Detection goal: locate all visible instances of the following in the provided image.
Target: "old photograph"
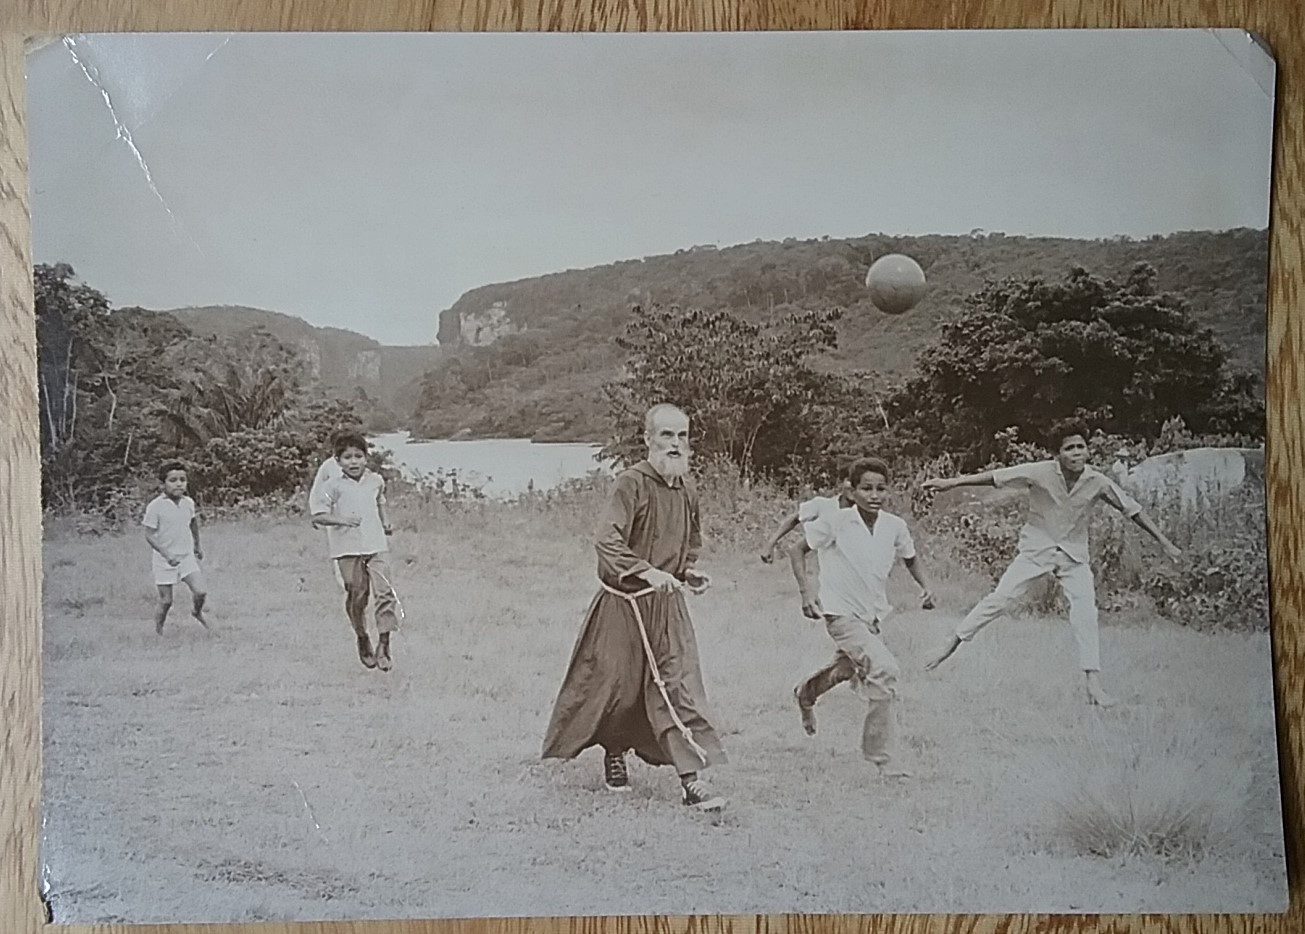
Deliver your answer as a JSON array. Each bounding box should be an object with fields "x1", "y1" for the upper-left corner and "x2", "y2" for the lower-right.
[{"x1": 28, "y1": 29, "x2": 1284, "y2": 923}]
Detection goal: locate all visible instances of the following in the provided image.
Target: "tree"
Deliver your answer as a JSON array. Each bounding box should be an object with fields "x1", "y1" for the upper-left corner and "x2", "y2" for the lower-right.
[
  {"x1": 887, "y1": 264, "x2": 1264, "y2": 468},
  {"x1": 36, "y1": 265, "x2": 201, "y2": 507},
  {"x1": 157, "y1": 326, "x2": 308, "y2": 448},
  {"x1": 35, "y1": 263, "x2": 359, "y2": 513},
  {"x1": 600, "y1": 303, "x2": 847, "y2": 479}
]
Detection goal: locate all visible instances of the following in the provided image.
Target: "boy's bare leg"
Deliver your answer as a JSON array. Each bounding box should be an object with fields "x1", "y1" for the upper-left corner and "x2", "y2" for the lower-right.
[
  {"x1": 339, "y1": 558, "x2": 376, "y2": 668},
  {"x1": 924, "y1": 633, "x2": 962, "y2": 671},
  {"x1": 1084, "y1": 671, "x2": 1117, "y2": 708},
  {"x1": 154, "y1": 585, "x2": 173, "y2": 634},
  {"x1": 184, "y1": 571, "x2": 210, "y2": 628}
]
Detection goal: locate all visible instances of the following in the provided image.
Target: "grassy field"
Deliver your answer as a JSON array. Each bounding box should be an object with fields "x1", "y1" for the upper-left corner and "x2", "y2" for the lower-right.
[{"x1": 40, "y1": 493, "x2": 1287, "y2": 923}]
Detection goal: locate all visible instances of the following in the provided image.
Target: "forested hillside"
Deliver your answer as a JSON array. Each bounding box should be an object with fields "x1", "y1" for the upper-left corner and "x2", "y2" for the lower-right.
[{"x1": 420, "y1": 228, "x2": 1267, "y2": 442}]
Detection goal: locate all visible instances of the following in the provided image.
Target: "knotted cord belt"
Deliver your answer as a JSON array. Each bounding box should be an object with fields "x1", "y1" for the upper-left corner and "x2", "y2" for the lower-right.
[{"x1": 600, "y1": 580, "x2": 709, "y2": 766}]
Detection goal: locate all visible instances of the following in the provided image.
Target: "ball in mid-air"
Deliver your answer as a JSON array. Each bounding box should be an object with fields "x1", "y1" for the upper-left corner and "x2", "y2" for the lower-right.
[{"x1": 864, "y1": 253, "x2": 927, "y2": 315}]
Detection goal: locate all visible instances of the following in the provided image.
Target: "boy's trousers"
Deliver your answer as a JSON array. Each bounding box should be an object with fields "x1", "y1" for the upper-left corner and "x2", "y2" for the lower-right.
[
  {"x1": 336, "y1": 553, "x2": 400, "y2": 636},
  {"x1": 955, "y1": 548, "x2": 1101, "y2": 671},
  {"x1": 797, "y1": 615, "x2": 901, "y2": 764}
]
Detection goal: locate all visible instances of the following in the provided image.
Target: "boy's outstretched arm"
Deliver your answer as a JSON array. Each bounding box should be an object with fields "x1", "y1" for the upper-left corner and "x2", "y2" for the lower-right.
[
  {"x1": 921, "y1": 471, "x2": 998, "y2": 493},
  {"x1": 190, "y1": 515, "x2": 203, "y2": 561},
  {"x1": 903, "y1": 556, "x2": 936, "y2": 609},
  {"x1": 1130, "y1": 511, "x2": 1182, "y2": 561},
  {"x1": 786, "y1": 539, "x2": 823, "y2": 619},
  {"x1": 761, "y1": 511, "x2": 801, "y2": 563}
]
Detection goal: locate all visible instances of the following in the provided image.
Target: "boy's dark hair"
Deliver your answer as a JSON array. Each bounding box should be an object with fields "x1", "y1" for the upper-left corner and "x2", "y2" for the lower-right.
[
  {"x1": 158, "y1": 460, "x2": 188, "y2": 481},
  {"x1": 1048, "y1": 418, "x2": 1091, "y2": 450},
  {"x1": 333, "y1": 431, "x2": 370, "y2": 457},
  {"x1": 847, "y1": 457, "x2": 892, "y2": 487}
]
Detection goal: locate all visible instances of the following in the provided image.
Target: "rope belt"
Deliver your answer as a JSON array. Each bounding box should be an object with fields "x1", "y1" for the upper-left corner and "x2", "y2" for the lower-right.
[{"x1": 600, "y1": 580, "x2": 708, "y2": 766}]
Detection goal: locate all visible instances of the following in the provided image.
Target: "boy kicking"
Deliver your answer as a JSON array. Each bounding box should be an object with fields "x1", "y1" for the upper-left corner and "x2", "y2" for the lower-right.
[
  {"x1": 921, "y1": 418, "x2": 1182, "y2": 707},
  {"x1": 309, "y1": 432, "x2": 401, "y2": 671},
  {"x1": 790, "y1": 457, "x2": 935, "y2": 778},
  {"x1": 142, "y1": 461, "x2": 209, "y2": 633}
]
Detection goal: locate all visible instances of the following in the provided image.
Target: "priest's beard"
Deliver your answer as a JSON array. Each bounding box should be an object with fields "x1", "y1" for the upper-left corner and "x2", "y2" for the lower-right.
[{"x1": 650, "y1": 450, "x2": 691, "y2": 481}]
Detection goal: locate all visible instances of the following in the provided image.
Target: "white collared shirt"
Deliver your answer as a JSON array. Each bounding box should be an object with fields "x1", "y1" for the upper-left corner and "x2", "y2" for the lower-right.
[
  {"x1": 993, "y1": 461, "x2": 1142, "y2": 564},
  {"x1": 804, "y1": 506, "x2": 915, "y2": 622},
  {"x1": 142, "y1": 494, "x2": 197, "y2": 570},
  {"x1": 798, "y1": 495, "x2": 843, "y2": 525},
  {"x1": 310, "y1": 469, "x2": 388, "y2": 558}
]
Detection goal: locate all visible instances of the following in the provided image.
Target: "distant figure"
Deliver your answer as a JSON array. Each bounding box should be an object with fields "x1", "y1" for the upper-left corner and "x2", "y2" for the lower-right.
[
  {"x1": 310, "y1": 442, "x2": 346, "y2": 591},
  {"x1": 309, "y1": 432, "x2": 400, "y2": 671},
  {"x1": 921, "y1": 418, "x2": 1183, "y2": 708},
  {"x1": 142, "y1": 460, "x2": 209, "y2": 634},
  {"x1": 542, "y1": 403, "x2": 726, "y2": 811},
  {"x1": 788, "y1": 457, "x2": 934, "y2": 777}
]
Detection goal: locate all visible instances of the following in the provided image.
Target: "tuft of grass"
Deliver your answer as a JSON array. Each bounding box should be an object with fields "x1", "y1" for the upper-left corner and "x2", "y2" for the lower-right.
[{"x1": 1042, "y1": 712, "x2": 1250, "y2": 863}]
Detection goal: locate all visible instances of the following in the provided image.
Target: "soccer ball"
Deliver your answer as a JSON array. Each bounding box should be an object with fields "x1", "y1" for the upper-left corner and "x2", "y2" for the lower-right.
[{"x1": 865, "y1": 254, "x2": 927, "y2": 315}]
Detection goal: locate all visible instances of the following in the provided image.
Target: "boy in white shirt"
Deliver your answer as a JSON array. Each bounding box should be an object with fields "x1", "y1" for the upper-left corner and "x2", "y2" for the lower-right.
[
  {"x1": 309, "y1": 432, "x2": 400, "y2": 671},
  {"x1": 142, "y1": 461, "x2": 209, "y2": 634},
  {"x1": 789, "y1": 458, "x2": 935, "y2": 777}
]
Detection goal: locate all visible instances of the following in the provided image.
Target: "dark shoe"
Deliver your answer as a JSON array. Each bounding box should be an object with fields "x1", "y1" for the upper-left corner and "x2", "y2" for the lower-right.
[
  {"x1": 681, "y1": 778, "x2": 726, "y2": 811},
  {"x1": 376, "y1": 636, "x2": 393, "y2": 672},
  {"x1": 357, "y1": 634, "x2": 377, "y2": 669},
  {"x1": 603, "y1": 751, "x2": 630, "y2": 791},
  {"x1": 794, "y1": 684, "x2": 817, "y2": 735}
]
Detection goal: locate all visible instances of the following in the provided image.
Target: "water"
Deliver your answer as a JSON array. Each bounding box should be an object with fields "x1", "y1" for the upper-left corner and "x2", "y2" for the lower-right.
[{"x1": 369, "y1": 431, "x2": 608, "y2": 499}]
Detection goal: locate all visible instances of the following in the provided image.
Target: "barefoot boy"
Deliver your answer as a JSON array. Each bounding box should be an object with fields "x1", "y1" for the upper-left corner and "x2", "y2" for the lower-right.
[
  {"x1": 309, "y1": 432, "x2": 401, "y2": 671},
  {"x1": 920, "y1": 418, "x2": 1182, "y2": 707},
  {"x1": 142, "y1": 461, "x2": 209, "y2": 633},
  {"x1": 789, "y1": 457, "x2": 935, "y2": 778}
]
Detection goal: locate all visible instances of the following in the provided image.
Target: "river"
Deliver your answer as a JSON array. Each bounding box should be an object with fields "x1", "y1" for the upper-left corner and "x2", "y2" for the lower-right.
[{"x1": 368, "y1": 431, "x2": 609, "y2": 499}]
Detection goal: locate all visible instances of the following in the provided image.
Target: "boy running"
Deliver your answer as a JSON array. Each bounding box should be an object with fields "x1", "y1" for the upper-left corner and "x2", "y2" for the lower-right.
[
  {"x1": 309, "y1": 432, "x2": 401, "y2": 671},
  {"x1": 789, "y1": 457, "x2": 935, "y2": 777},
  {"x1": 921, "y1": 418, "x2": 1182, "y2": 707},
  {"x1": 142, "y1": 461, "x2": 209, "y2": 634}
]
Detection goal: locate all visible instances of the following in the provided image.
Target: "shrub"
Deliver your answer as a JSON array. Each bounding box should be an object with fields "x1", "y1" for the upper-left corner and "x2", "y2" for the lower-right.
[{"x1": 1046, "y1": 714, "x2": 1249, "y2": 862}]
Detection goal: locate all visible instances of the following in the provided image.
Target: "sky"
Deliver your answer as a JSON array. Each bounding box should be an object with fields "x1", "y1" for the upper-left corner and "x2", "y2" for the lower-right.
[{"x1": 25, "y1": 30, "x2": 1276, "y2": 346}]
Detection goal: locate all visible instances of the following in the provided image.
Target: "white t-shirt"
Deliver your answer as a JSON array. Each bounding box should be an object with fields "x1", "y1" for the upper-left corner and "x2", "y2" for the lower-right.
[
  {"x1": 797, "y1": 495, "x2": 843, "y2": 525},
  {"x1": 310, "y1": 470, "x2": 389, "y2": 558},
  {"x1": 803, "y1": 506, "x2": 915, "y2": 622},
  {"x1": 142, "y1": 494, "x2": 197, "y2": 572}
]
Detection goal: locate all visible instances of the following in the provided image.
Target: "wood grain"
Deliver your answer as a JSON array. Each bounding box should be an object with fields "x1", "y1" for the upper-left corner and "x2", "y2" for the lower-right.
[{"x1": 1, "y1": 2, "x2": 1301, "y2": 934}]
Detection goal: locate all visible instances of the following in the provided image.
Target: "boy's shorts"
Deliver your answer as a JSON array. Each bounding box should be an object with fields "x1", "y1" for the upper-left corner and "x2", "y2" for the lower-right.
[{"x1": 154, "y1": 555, "x2": 201, "y2": 586}]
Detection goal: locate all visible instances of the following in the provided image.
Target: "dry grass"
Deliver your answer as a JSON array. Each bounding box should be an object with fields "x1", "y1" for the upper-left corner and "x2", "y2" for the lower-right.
[
  {"x1": 1044, "y1": 714, "x2": 1250, "y2": 862},
  {"x1": 39, "y1": 496, "x2": 1287, "y2": 923}
]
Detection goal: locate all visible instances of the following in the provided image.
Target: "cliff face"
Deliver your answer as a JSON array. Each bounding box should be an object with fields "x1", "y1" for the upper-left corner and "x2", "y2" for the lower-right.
[{"x1": 456, "y1": 302, "x2": 519, "y2": 346}]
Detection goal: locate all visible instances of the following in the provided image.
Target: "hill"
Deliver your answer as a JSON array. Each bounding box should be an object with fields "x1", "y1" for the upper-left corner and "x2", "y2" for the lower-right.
[
  {"x1": 164, "y1": 305, "x2": 440, "y2": 431},
  {"x1": 420, "y1": 228, "x2": 1268, "y2": 442}
]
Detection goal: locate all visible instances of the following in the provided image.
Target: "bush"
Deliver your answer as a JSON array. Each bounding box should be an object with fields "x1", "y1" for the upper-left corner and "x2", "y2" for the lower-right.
[
  {"x1": 1046, "y1": 715, "x2": 1249, "y2": 862},
  {"x1": 1137, "y1": 483, "x2": 1268, "y2": 631}
]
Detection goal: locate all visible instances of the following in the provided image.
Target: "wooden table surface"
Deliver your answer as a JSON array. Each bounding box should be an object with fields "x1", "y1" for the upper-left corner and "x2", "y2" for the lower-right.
[{"x1": 1, "y1": 2, "x2": 1301, "y2": 933}]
